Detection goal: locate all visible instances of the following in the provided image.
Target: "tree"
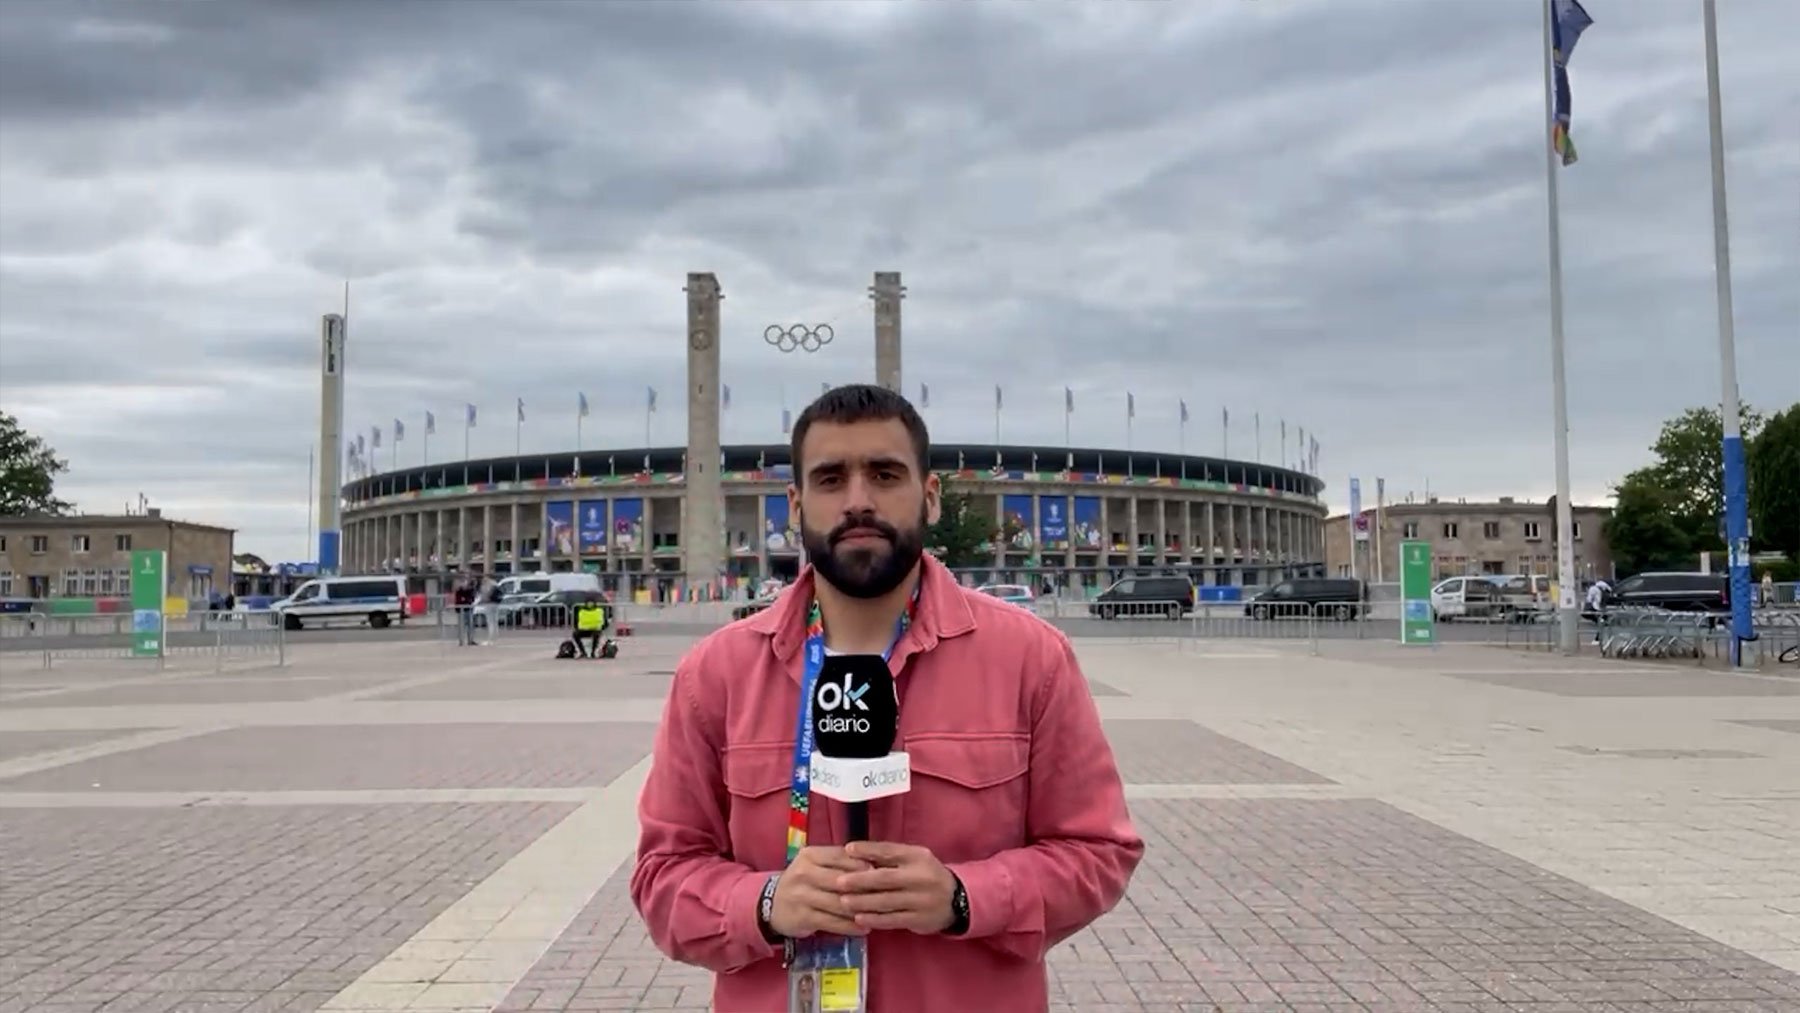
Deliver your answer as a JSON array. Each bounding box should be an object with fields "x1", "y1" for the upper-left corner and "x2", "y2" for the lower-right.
[
  {"x1": 0, "y1": 411, "x2": 72, "y2": 516},
  {"x1": 1749, "y1": 402, "x2": 1800, "y2": 559},
  {"x1": 1647, "y1": 404, "x2": 1763, "y2": 542},
  {"x1": 927, "y1": 475, "x2": 996, "y2": 569},
  {"x1": 1605, "y1": 468, "x2": 1696, "y2": 575}
]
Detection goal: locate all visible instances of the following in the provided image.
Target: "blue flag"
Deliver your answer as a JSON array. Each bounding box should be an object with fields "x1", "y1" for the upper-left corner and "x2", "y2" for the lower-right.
[{"x1": 1551, "y1": 0, "x2": 1594, "y2": 166}]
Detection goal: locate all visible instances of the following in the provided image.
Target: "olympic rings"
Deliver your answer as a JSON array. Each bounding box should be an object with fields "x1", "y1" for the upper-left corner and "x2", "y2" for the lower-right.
[{"x1": 763, "y1": 322, "x2": 834, "y2": 353}]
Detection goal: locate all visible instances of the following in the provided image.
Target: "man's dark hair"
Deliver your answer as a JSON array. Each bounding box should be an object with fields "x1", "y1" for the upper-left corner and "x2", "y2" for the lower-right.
[{"x1": 789, "y1": 384, "x2": 930, "y2": 484}]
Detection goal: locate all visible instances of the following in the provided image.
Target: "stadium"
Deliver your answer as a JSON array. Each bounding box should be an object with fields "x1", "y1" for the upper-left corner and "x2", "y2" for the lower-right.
[{"x1": 337, "y1": 441, "x2": 1327, "y2": 602}]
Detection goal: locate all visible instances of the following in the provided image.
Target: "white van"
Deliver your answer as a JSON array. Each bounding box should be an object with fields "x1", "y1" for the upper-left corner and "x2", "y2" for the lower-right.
[
  {"x1": 496, "y1": 572, "x2": 601, "y2": 599},
  {"x1": 271, "y1": 576, "x2": 409, "y2": 631},
  {"x1": 1429, "y1": 576, "x2": 1507, "y2": 621}
]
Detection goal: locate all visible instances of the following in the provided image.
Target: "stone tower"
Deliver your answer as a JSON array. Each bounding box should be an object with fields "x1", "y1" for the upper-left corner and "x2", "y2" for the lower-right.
[
  {"x1": 682, "y1": 273, "x2": 725, "y2": 587},
  {"x1": 872, "y1": 271, "x2": 904, "y2": 394}
]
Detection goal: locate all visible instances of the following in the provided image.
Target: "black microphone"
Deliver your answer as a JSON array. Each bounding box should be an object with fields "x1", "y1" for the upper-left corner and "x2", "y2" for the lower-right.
[{"x1": 810, "y1": 654, "x2": 907, "y2": 842}]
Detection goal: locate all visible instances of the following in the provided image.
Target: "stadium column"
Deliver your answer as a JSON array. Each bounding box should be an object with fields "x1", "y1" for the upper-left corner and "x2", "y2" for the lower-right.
[
  {"x1": 683, "y1": 272, "x2": 726, "y2": 589},
  {"x1": 508, "y1": 502, "x2": 520, "y2": 574},
  {"x1": 1182, "y1": 502, "x2": 1193, "y2": 567},
  {"x1": 1063, "y1": 493, "x2": 1075, "y2": 572},
  {"x1": 1154, "y1": 498, "x2": 1166, "y2": 565},
  {"x1": 872, "y1": 271, "x2": 904, "y2": 393},
  {"x1": 482, "y1": 505, "x2": 493, "y2": 575},
  {"x1": 1127, "y1": 495, "x2": 1140, "y2": 565}
]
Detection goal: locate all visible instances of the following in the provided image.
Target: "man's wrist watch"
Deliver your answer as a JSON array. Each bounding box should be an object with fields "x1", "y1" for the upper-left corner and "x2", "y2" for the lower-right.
[{"x1": 945, "y1": 873, "x2": 971, "y2": 936}]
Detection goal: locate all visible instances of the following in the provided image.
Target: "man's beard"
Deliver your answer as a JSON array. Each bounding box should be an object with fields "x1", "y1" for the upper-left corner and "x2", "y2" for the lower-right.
[{"x1": 801, "y1": 504, "x2": 927, "y2": 600}]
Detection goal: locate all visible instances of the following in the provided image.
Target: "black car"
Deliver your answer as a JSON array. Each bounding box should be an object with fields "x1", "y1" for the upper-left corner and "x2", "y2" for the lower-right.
[
  {"x1": 1244, "y1": 577, "x2": 1366, "y2": 620},
  {"x1": 1603, "y1": 572, "x2": 1729, "y2": 614},
  {"x1": 1087, "y1": 576, "x2": 1195, "y2": 619}
]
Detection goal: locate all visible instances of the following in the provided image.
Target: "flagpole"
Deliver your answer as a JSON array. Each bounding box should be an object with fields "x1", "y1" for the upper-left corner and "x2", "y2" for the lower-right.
[
  {"x1": 1704, "y1": 0, "x2": 1751, "y2": 666},
  {"x1": 423, "y1": 421, "x2": 429, "y2": 467},
  {"x1": 464, "y1": 413, "x2": 470, "y2": 462},
  {"x1": 1542, "y1": 0, "x2": 1578, "y2": 655},
  {"x1": 306, "y1": 444, "x2": 315, "y2": 563}
]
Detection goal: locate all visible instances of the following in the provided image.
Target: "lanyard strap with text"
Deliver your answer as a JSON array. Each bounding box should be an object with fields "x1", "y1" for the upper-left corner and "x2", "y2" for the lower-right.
[{"x1": 784, "y1": 587, "x2": 917, "y2": 864}]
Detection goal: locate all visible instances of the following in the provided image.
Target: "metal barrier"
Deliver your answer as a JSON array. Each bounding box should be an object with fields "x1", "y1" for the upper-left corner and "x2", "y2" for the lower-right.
[
  {"x1": 1599, "y1": 608, "x2": 1712, "y2": 660},
  {"x1": 0, "y1": 609, "x2": 286, "y2": 669}
]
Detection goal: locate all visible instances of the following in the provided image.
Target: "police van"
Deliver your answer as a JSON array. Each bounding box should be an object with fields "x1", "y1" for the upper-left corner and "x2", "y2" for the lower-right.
[{"x1": 270, "y1": 576, "x2": 409, "y2": 631}]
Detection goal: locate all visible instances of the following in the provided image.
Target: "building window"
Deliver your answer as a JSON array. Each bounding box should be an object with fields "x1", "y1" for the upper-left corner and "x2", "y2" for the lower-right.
[
  {"x1": 115, "y1": 534, "x2": 133, "y2": 551},
  {"x1": 1443, "y1": 522, "x2": 1460, "y2": 539},
  {"x1": 31, "y1": 535, "x2": 49, "y2": 554},
  {"x1": 62, "y1": 568, "x2": 81, "y2": 595},
  {"x1": 1482, "y1": 560, "x2": 1506, "y2": 574},
  {"x1": 81, "y1": 569, "x2": 98, "y2": 595},
  {"x1": 115, "y1": 568, "x2": 132, "y2": 592},
  {"x1": 0, "y1": 571, "x2": 12, "y2": 596},
  {"x1": 71, "y1": 535, "x2": 91, "y2": 553},
  {"x1": 1523, "y1": 521, "x2": 1542, "y2": 540},
  {"x1": 0, "y1": 536, "x2": 6, "y2": 552},
  {"x1": 99, "y1": 570, "x2": 114, "y2": 595},
  {"x1": 1572, "y1": 521, "x2": 1582, "y2": 539},
  {"x1": 1482, "y1": 522, "x2": 1501, "y2": 539},
  {"x1": 1402, "y1": 521, "x2": 1419, "y2": 539}
]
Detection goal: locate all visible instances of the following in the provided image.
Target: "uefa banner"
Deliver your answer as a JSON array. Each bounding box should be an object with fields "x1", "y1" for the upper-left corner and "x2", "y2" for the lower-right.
[
  {"x1": 578, "y1": 501, "x2": 608, "y2": 554},
  {"x1": 612, "y1": 498, "x2": 644, "y2": 553},
  {"x1": 1399, "y1": 539, "x2": 1435, "y2": 645},
  {"x1": 1037, "y1": 496, "x2": 1069, "y2": 551},
  {"x1": 1071, "y1": 496, "x2": 1102, "y2": 550},
  {"x1": 546, "y1": 500, "x2": 575, "y2": 555},
  {"x1": 1001, "y1": 494, "x2": 1035, "y2": 551},
  {"x1": 764, "y1": 495, "x2": 798, "y2": 553},
  {"x1": 130, "y1": 549, "x2": 165, "y2": 658}
]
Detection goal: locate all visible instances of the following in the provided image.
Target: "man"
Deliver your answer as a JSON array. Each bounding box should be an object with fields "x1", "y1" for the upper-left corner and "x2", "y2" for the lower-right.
[
  {"x1": 452, "y1": 574, "x2": 476, "y2": 646},
  {"x1": 475, "y1": 574, "x2": 500, "y2": 645},
  {"x1": 572, "y1": 597, "x2": 606, "y2": 658},
  {"x1": 633, "y1": 384, "x2": 1142, "y2": 1011},
  {"x1": 1585, "y1": 577, "x2": 1611, "y2": 644}
]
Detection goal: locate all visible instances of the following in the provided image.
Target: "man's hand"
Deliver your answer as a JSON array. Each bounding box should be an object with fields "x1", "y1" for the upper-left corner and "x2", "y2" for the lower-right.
[
  {"x1": 837, "y1": 841, "x2": 957, "y2": 934},
  {"x1": 768, "y1": 847, "x2": 873, "y2": 939}
]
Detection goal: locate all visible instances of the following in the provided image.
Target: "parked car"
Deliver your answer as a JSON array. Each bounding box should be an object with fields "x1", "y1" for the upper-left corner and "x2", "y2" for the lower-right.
[
  {"x1": 1429, "y1": 576, "x2": 1512, "y2": 621},
  {"x1": 1603, "y1": 572, "x2": 1730, "y2": 614},
  {"x1": 732, "y1": 591, "x2": 781, "y2": 621},
  {"x1": 1087, "y1": 576, "x2": 1194, "y2": 620},
  {"x1": 975, "y1": 583, "x2": 1035, "y2": 608},
  {"x1": 1245, "y1": 577, "x2": 1366, "y2": 620},
  {"x1": 487, "y1": 589, "x2": 605, "y2": 628},
  {"x1": 270, "y1": 576, "x2": 408, "y2": 631}
]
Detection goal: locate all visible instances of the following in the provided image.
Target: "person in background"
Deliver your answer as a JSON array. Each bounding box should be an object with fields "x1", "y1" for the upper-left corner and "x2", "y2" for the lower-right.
[
  {"x1": 573, "y1": 597, "x2": 607, "y2": 658},
  {"x1": 1585, "y1": 577, "x2": 1611, "y2": 643},
  {"x1": 1762, "y1": 571, "x2": 1776, "y2": 607},
  {"x1": 476, "y1": 574, "x2": 500, "y2": 645},
  {"x1": 452, "y1": 574, "x2": 476, "y2": 646},
  {"x1": 632, "y1": 384, "x2": 1142, "y2": 1012}
]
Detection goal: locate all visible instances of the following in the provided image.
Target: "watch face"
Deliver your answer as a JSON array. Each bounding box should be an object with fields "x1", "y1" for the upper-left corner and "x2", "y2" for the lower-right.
[{"x1": 690, "y1": 327, "x2": 712, "y2": 351}]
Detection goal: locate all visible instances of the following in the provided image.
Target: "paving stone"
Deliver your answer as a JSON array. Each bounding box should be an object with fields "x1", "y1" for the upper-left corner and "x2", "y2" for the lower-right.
[
  {"x1": 1445, "y1": 669, "x2": 1800, "y2": 697},
  {"x1": 0, "y1": 728, "x2": 155, "y2": 763},
  {"x1": 0, "y1": 722, "x2": 655, "y2": 792},
  {"x1": 1103, "y1": 718, "x2": 1335, "y2": 784},
  {"x1": 373, "y1": 673, "x2": 675, "y2": 701},
  {"x1": 0, "y1": 803, "x2": 572, "y2": 1011}
]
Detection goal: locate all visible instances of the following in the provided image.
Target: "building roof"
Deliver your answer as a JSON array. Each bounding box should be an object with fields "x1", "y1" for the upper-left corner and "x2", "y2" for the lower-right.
[
  {"x1": 1325, "y1": 498, "x2": 1613, "y2": 520},
  {"x1": 0, "y1": 512, "x2": 236, "y2": 534}
]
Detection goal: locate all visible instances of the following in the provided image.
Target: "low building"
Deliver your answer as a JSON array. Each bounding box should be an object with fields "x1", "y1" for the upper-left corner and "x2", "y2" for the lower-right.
[
  {"x1": 0, "y1": 509, "x2": 235, "y2": 601},
  {"x1": 1324, "y1": 496, "x2": 1613, "y2": 584}
]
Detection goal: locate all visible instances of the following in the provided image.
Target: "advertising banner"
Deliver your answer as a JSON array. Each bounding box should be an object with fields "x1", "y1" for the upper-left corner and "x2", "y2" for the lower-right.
[
  {"x1": 546, "y1": 500, "x2": 575, "y2": 556},
  {"x1": 764, "y1": 494, "x2": 798, "y2": 553},
  {"x1": 1400, "y1": 539, "x2": 1435, "y2": 645},
  {"x1": 129, "y1": 549, "x2": 165, "y2": 658},
  {"x1": 578, "y1": 500, "x2": 608, "y2": 554},
  {"x1": 1071, "y1": 496, "x2": 1102, "y2": 550},
  {"x1": 612, "y1": 498, "x2": 644, "y2": 553},
  {"x1": 1037, "y1": 496, "x2": 1069, "y2": 551},
  {"x1": 1001, "y1": 494, "x2": 1035, "y2": 551}
]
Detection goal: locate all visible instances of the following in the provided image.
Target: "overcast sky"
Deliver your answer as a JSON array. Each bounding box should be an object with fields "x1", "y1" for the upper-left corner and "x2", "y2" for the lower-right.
[{"x1": 2, "y1": 0, "x2": 1795, "y2": 561}]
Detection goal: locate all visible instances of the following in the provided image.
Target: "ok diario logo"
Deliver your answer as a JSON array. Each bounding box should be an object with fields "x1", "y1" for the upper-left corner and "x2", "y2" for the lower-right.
[{"x1": 815, "y1": 674, "x2": 870, "y2": 713}]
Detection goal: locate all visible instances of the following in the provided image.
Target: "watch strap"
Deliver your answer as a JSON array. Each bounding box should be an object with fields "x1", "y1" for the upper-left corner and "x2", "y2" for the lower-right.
[
  {"x1": 945, "y1": 873, "x2": 971, "y2": 936},
  {"x1": 757, "y1": 873, "x2": 783, "y2": 946}
]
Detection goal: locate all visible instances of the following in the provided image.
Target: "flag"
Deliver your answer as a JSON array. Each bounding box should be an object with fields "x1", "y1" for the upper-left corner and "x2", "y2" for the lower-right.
[
  {"x1": 394, "y1": 418, "x2": 405, "y2": 441},
  {"x1": 357, "y1": 433, "x2": 366, "y2": 456},
  {"x1": 425, "y1": 411, "x2": 436, "y2": 435},
  {"x1": 646, "y1": 386, "x2": 657, "y2": 412},
  {"x1": 371, "y1": 426, "x2": 381, "y2": 449},
  {"x1": 1127, "y1": 392, "x2": 1135, "y2": 419},
  {"x1": 1551, "y1": 0, "x2": 1593, "y2": 166},
  {"x1": 1065, "y1": 387, "x2": 1074, "y2": 414},
  {"x1": 1180, "y1": 400, "x2": 1189, "y2": 424},
  {"x1": 465, "y1": 403, "x2": 477, "y2": 428},
  {"x1": 721, "y1": 385, "x2": 732, "y2": 410},
  {"x1": 516, "y1": 398, "x2": 525, "y2": 423},
  {"x1": 919, "y1": 383, "x2": 930, "y2": 408},
  {"x1": 994, "y1": 385, "x2": 1003, "y2": 411},
  {"x1": 820, "y1": 381, "x2": 830, "y2": 396},
  {"x1": 781, "y1": 408, "x2": 792, "y2": 434},
  {"x1": 578, "y1": 392, "x2": 590, "y2": 418}
]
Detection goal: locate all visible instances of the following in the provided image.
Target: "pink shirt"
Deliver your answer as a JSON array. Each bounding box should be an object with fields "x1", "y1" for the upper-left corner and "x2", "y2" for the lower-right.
[{"x1": 632, "y1": 555, "x2": 1144, "y2": 1012}]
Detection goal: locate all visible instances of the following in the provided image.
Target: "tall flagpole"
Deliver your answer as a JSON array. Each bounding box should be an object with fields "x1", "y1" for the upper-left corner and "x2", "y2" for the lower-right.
[
  {"x1": 1542, "y1": 0, "x2": 1579, "y2": 655},
  {"x1": 1704, "y1": 0, "x2": 1752, "y2": 667}
]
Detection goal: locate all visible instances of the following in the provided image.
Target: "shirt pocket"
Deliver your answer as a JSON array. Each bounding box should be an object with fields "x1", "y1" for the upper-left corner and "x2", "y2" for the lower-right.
[
  {"x1": 723, "y1": 742, "x2": 794, "y2": 870},
  {"x1": 902, "y1": 734, "x2": 1031, "y2": 863}
]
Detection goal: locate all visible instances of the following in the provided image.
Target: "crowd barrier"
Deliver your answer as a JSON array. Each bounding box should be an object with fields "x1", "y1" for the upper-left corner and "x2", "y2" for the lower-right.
[{"x1": 0, "y1": 609, "x2": 287, "y2": 670}]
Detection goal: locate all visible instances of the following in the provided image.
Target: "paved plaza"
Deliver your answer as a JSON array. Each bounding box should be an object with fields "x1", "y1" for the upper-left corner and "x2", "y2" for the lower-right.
[{"x1": 2, "y1": 626, "x2": 1799, "y2": 1013}]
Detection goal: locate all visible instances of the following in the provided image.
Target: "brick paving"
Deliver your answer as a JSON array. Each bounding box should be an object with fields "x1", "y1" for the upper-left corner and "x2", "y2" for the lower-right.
[
  {"x1": 1102, "y1": 718, "x2": 1336, "y2": 785},
  {"x1": 0, "y1": 803, "x2": 573, "y2": 1013},
  {"x1": 0, "y1": 722, "x2": 657, "y2": 793},
  {"x1": 1, "y1": 632, "x2": 1797, "y2": 1011}
]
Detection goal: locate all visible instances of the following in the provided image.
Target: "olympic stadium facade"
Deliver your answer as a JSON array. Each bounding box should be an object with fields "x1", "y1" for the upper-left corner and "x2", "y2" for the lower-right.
[{"x1": 338, "y1": 442, "x2": 1328, "y2": 599}]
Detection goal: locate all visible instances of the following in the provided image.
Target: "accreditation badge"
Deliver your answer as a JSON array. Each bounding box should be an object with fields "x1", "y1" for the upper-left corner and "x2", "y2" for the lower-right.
[{"x1": 789, "y1": 935, "x2": 866, "y2": 1013}]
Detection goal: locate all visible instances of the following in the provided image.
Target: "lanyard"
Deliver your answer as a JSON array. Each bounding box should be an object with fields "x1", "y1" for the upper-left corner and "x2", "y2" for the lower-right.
[{"x1": 784, "y1": 586, "x2": 918, "y2": 864}]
